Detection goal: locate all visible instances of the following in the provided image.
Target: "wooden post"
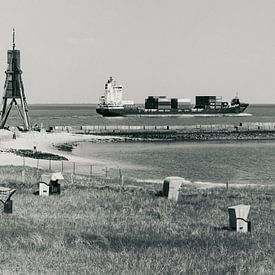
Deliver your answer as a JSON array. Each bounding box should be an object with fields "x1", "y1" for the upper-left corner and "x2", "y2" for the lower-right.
[
  {"x1": 61, "y1": 160, "x2": 64, "y2": 173},
  {"x1": 226, "y1": 180, "x2": 229, "y2": 190},
  {"x1": 49, "y1": 159, "x2": 51, "y2": 171},
  {"x1": 36, "y1": 158, "x2": 39, "y2": 169},
  {"x1": 73, "y1": 162, "x2": 76, "y2": 174},
  {"x1": 23, "y1": 156, "x2": 25, "y2": 168},
  {"x1": 71, "y1": 173, "x2": 74, "y2": 184},
  {"x1": 105, "y1": 167, "x2": 108, "y2": 178},
  {"x1": 90, "y1": 165, "x2": 93, "y2": 177},
  {"x1": 21, "y1": 170, "x2": 25, "y2": 183},
  {"x1": 119, "y1": 168, "x2": 124, "y2": 187}
]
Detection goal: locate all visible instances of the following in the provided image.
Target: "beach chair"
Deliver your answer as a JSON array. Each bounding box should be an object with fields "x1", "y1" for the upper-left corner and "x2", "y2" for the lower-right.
[
  {"x1": 39, "y1": 172, "x2": 64, "y2": 196},
  {"x1": 228, "y1": 204, "x2": 251, "y2": 233},
  {"x1": 0, "y1": 187, "x2": 16, "y2": 214},
  {"x1": 163, "y1": 177, "x2": 187, "y2": 202}
]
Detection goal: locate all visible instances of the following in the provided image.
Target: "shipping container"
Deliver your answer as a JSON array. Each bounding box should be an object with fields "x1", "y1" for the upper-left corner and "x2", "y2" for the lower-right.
[
  {"x1": 178, "y1": 98, "x2": 191, "y2": 103},
  {"x1": 171, "y1": 98, "x2": 178, "y2": 109},
  {"x1": 195, "y1": 96, "x2": 223, "y2": 109}
]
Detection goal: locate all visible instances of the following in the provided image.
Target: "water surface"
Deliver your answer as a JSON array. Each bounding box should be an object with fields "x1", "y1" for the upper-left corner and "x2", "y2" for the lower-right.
[
  {"x1": 4, "y1": 104, "x2": 275, "y2": 128},
  {"x1": 73, "y1": 140, "x2": 275, "y2": 185}
]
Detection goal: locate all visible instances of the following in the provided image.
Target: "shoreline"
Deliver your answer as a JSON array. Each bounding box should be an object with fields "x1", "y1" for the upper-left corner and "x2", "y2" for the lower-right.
[
  {"x1": 1, "y1": 129, "x2": 274, "y2": 189},
  {"x1": 2, "y1": 128, "x2": 275, "y2": 163},
  {"x1": 0, "y1": 130, "x2": 118, "y2": 168},
  {"x1": 0, "y1": 130, "x2": 275, "y2": 189}
]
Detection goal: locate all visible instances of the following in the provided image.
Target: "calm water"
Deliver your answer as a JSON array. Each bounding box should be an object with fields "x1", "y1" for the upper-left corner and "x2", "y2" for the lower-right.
[
  {"x1": 72, "y1": 140, "x2": 275, "y2": 185},
  {"x1": 4, "y1": 104, "x2": 275, "y2": 128},
  {"x1": 6, "y1": 104, "x2": 275, "y2": 185}
]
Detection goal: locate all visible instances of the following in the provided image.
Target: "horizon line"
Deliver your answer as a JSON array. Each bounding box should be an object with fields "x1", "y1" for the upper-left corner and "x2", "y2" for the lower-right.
[{"x1": 27, "y1": 102, "x2": 275, "y2": 106}]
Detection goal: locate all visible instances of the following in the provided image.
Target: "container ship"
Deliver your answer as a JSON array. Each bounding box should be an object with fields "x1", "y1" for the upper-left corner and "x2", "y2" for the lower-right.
[{"x1": 96, "y1": 77, "x2": 249, "y2": 117}]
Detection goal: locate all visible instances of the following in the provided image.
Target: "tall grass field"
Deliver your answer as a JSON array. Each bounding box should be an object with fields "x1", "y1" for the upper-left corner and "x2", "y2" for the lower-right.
[{"x1": 0, "y1": 165, "x2": 274, "y2": 274}]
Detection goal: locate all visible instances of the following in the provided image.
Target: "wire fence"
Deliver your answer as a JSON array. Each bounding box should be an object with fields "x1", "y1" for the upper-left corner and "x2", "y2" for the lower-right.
[{"x1": 20, "y1": 156, "x2": 124, "y2": 181}]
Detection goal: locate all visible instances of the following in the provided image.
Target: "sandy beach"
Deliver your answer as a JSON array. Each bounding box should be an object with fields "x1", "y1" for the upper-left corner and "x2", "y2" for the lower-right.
[{"x1": 0, "y1": 129, "x2": 112, "y2": 168}]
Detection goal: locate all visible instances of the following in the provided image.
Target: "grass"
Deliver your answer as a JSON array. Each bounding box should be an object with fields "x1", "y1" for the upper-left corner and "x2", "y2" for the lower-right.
[{"x1": 0, "y1": 165, "x2": 274, "y2": 274}]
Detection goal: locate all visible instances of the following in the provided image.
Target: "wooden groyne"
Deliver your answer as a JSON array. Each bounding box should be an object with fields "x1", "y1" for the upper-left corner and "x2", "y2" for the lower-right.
[{"x1": 52, "y1": 122, "x2": 275, "y2": 141}]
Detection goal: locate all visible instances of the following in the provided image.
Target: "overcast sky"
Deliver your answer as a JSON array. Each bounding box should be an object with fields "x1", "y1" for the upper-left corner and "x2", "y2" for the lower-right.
[{"x1": 0, "y1": 0, "x2": 274, "y2": 104}]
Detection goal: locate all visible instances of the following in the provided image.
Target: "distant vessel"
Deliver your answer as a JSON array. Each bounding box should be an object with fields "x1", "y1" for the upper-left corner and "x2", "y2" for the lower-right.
[{"x1": 96, "y1": 77, "x2": 249, "y2": 117}]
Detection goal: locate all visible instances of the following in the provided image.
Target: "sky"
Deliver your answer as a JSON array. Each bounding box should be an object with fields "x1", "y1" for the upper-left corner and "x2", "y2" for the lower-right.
[{"x1": 0, "y1": 0, "x2": 274, "y2": 104}]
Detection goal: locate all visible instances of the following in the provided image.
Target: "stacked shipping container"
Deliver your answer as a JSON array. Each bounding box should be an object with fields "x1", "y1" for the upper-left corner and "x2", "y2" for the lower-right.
[{"x1": 145, "y1": 96, "x2": 191, "y2": 110}]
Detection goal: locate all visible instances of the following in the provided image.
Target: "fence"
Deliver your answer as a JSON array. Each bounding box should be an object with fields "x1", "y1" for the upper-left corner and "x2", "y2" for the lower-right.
[{"x1": 20, "y1": 156, "x2": 124, "y2": 180}]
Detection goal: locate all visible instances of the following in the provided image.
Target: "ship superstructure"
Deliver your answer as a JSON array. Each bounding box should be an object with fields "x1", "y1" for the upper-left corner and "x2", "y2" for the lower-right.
[{"x1": 100, "y1": 76, "x2": 123, "y2": 107}]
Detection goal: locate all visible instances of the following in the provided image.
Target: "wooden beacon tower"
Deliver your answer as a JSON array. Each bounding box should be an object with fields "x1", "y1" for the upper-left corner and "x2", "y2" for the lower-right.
[{"x1": 0, "y1": 29, "x2": 31, "y2": 131}]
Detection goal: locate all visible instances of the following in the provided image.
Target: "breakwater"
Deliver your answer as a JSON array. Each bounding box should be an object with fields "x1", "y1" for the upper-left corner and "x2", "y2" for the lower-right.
[
  {"x1": 86, "y1": 129, "x2": 275, "y2": 142},
  {"x1": 52, "y1": 122, "x2": 275, "y2": 141}
]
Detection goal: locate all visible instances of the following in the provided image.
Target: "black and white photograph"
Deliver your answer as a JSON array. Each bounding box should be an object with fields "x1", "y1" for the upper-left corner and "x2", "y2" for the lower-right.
[{"x1": 0, "y1": 0, "x2": 274, "y2": 274}]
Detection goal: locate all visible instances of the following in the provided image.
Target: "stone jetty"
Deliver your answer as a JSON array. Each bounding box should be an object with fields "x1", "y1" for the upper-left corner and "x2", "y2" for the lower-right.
[{"x1": 52, "y1": 122, "x2": 275, "y2": 142}]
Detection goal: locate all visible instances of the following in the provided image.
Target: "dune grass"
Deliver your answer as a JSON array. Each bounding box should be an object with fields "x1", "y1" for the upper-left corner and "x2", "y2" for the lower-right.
[{"x1": 0, "y1": 165, "x2": 274, "y2": 274}]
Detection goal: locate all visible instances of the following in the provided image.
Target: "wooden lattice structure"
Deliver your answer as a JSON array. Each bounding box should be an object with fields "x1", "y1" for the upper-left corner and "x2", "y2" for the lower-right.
[{"x1": 0, "y1": 29, "x2": 31, "y2": 130}]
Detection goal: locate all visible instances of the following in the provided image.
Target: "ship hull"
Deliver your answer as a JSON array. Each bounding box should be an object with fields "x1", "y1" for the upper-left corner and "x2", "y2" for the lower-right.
[{"x1": 96, "y1": 103, "x2": 249, "y2": 117}]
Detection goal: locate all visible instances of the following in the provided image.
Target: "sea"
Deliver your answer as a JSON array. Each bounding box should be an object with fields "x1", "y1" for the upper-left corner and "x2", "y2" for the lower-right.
[{"x1": 6, "y1": 104, "x2": 275, "y2": 185}]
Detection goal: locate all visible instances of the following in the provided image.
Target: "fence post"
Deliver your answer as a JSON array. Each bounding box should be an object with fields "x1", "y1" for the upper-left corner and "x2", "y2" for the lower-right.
[
  {"x1": 105, "y1": 167, "x2": 108, "y2": 178},
  {"x1": 226, "y1": 180, "x2": 229, "y2": 190},
  {"x1": 49, "y1": 159, "x2": 51, "y2": 171},
  {"x1": 73, "y1": 162, "x2": 76, "y2": 174},
  {"x1": 90, "y1": 165, "x2": 93, "y2": 177},
  {"x1": 61, "y1": 160, "x2": 64, "y2": 173},
  {"x1": 119, "y1": 168, "x2": 124, "y2": 187},
  {"x1": 22, "y1": 170, "x2": 25, "y2": 183},
  {"x1": 23, "y1": 156, "x2": 25, "y2": 168}
]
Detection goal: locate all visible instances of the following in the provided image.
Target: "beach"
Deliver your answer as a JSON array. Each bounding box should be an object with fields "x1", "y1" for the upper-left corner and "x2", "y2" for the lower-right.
[
  {"x1": 0, "y1": 129, "x2": 105, "y2": 167},
  {"x1": 1, "y1": 128, "x2": 275, "y2": 188}
]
